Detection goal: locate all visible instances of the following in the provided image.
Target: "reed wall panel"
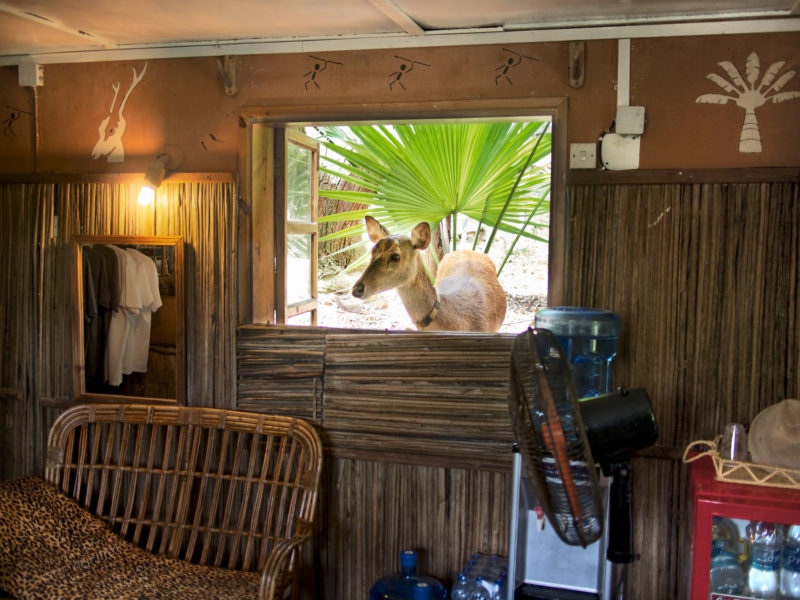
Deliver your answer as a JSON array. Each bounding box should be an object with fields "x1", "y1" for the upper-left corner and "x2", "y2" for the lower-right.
[
  {"x1": 317, "y1": 457, "x2": 511, "y2": 599},
  {"x1": 566, "y1": 180, "x2": 800, "y2": 600},
  {"x1": 0, "y1": 180, "x2": 237, "y2": 479},
  {"x1": 236, "y1": 325, "x2": 327, "y2": 420}
]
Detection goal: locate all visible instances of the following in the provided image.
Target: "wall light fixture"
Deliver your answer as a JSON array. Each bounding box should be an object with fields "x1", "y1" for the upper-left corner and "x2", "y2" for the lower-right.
[{"x1": 137, "y1": 153, "x2": 170, "y2": 206}]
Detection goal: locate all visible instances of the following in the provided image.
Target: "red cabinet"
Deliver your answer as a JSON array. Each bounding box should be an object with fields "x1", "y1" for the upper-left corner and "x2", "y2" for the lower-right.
[{"x1": 688, "y1": 456, "x2": 800, "y2": 600}]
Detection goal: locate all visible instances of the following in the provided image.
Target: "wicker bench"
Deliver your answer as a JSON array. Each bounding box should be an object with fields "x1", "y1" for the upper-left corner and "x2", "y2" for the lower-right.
[{"x1": 0, "y1": 404, "x2": 323, "y2": 600}]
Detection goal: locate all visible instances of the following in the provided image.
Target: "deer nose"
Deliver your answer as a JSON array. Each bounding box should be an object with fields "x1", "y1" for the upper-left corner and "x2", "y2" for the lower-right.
[{"x1": 352, "y1": 282, "x2": 365, "y2": 298}]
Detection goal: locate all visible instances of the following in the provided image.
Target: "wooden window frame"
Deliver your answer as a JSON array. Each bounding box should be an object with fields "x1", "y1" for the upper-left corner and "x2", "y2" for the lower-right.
[{"x1": 238, "y1": 98, "x2": 568, "y2": 325}]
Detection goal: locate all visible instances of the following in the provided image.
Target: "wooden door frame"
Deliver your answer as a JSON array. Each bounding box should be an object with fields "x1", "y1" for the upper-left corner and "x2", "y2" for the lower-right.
[{"x1": 238, "y1": 97, "x2": 568, "y2": 324}]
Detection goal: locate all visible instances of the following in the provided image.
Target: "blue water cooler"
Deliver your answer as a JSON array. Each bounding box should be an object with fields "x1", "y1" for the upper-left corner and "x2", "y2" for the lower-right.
[
  {"x1": 507, "y1": 307, "x2": 621, "y2": 600},
  {"x1": 533, "y1": 307, "x2": 621, "y2": 399}
]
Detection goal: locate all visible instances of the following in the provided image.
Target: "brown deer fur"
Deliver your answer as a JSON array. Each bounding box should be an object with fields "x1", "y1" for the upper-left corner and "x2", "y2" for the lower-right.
[{"x1": 351, "y1": 216, "x2": 507, "y2": 332}]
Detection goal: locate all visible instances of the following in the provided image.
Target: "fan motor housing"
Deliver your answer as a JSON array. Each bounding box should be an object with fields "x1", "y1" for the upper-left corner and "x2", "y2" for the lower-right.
[{"x1": 579, "y1": 388, "x2": 659, "y2": 472}]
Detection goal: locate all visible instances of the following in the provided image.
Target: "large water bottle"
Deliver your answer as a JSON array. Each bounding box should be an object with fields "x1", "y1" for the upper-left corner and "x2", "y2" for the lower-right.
[
  {"x1": 709, "y1": 517, "x2": 745, "y2": 594},
  {"x1": 747, "y1": 521, "x2": 784, "y2": 598},
  {"x1": 782, "y1": 525, "x2": 800, "y2": 599},
  {"x1": 534, "y1": 307, "x2": 620, "y2": 398},
  {"x1": 369, "y1": 549, "x2": 448, "y2": 600}
]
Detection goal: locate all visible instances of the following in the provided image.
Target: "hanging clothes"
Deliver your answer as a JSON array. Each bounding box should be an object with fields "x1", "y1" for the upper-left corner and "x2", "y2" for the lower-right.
[
  {"x1": 105, "y1": 245, "x2": 142, "y2": 386},
  {"x1": 83, "y1": 246, "x2": 111, "y2": 387},
  {"x1": 125, "y1": 248, "x2": 162, "y2": 374}
]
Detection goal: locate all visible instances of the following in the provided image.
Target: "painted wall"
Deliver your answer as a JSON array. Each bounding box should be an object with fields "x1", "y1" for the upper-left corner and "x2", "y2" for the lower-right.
[{"x1": 1, "y1": 32, "x2": 798, "y2": 175}]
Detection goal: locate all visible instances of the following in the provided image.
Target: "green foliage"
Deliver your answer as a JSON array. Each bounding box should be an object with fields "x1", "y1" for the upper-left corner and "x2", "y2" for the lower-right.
[{"x1": 315, "y1": 121, "x2": 551, "y2": 266}]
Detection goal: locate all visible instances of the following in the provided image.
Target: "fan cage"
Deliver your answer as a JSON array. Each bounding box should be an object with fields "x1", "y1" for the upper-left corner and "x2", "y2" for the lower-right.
[{"x1": 509, "y1": 328, "x2": 603, "y2": 547}]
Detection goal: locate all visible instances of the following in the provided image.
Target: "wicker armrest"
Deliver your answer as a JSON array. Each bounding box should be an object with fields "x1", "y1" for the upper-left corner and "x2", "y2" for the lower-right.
[{"x1": 258, "y1": 521, "x2": 314, "y2": 600}]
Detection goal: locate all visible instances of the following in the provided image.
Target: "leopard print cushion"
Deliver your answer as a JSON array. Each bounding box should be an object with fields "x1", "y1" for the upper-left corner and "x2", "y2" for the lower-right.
[{"x1": 0, "y1": 477, "x2": 262, "y2": 599}]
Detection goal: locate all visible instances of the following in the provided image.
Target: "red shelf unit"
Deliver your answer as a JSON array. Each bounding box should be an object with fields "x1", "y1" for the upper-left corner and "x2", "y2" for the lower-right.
[{"x1": 688, "y1": 456, "x2": 800, "y2": 600}]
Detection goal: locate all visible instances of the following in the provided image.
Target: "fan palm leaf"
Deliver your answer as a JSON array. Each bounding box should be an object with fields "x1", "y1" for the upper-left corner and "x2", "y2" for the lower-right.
[{"x1": 317, "y1": 121, "x2": 551, "y2": 262}]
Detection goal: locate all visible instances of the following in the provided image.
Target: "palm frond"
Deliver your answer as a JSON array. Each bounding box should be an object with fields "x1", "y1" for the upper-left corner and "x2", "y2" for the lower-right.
[
  {"x1": 717, "y1": 61, "x2": 747, "y2": 90},
  {"x1": 770, "y1": 91, "x2": 800, "y2": 104},
  {"x1": 706, "y1": 73, "x2": 737, "y2": 94},
  {"x1": 696, "y1": 93, "x2": 734, "y2": 104},
  {"x1": 759, "y1": 61, "x2": 786, "y2": 90},
  {"x1": 316, "y1": 120, "x2": 551, "y2": 258},
  {"x1": 745, "y1": 52, "x2": 760, "y2": 86},
  {"x1": 767, "y1": 70, "x2": 796, "y2": 94}
]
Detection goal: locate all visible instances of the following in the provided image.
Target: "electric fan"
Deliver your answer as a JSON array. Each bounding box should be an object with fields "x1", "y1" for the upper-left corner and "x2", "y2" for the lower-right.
[{"x1": 508, "y1": 327, "x2": 658, "y2": 565}]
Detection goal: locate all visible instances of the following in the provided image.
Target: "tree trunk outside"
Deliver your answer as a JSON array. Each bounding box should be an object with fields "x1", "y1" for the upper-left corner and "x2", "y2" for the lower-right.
[{"x1": 318, "y1": 173, "x2": 368, "y2": 272}]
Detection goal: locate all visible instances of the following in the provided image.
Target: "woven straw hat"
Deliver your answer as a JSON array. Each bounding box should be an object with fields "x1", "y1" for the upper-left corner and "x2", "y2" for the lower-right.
[{"x1": 748, "y1": 399, "x2": 800, "y2": 470}]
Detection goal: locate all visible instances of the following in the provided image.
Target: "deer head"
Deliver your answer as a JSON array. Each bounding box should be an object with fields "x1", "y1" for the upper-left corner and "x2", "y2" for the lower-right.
[{"x1": 352, "y1": 216, "x2": 431, "y2": 299}]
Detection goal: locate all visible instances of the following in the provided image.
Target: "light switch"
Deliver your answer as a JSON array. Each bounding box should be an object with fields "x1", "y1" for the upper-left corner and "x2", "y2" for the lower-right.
[{"x1": 570, "y1": 143, "x2": 597, "y2": 169}]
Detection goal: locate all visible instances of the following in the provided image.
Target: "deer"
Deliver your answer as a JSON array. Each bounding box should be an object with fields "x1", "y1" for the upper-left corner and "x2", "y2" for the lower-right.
[
  {"x1": 351, "y1": 216, "x2": 507, "y2": 332},
  {"x1": 91, "y1": 63, "x2": 148, "y2": 163}
]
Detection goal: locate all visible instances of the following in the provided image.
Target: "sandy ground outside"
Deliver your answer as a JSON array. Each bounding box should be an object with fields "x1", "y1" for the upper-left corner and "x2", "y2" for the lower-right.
[{"x1": 316, "y1": 224, "x2": 549, "y2": 333}]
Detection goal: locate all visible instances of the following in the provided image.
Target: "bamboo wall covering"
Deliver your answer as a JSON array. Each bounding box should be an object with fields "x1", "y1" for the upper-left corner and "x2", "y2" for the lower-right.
[
  {"x1": 0, "y1": 179, "x2": 237, "y2": 479},
  {"x1": 566, "y1": 180, "x2": 800, "y2": 600},
  {"x1": 4, "y1": 175, "x2": 798, "y2": 600}
]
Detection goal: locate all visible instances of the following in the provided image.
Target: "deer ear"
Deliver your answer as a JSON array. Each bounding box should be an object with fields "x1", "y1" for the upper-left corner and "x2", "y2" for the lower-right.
[
  {"x1": 365, "y1": 216, "x2": 390, "y2": 242},
  {"x1": 411, "y1": 222, "x2": 431, "y2": 250}
]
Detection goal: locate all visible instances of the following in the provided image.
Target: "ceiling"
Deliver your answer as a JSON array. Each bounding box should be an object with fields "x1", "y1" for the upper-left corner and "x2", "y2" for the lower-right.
[{"x1": 0, "y1": 0, "x2": 798, "y2": 65}]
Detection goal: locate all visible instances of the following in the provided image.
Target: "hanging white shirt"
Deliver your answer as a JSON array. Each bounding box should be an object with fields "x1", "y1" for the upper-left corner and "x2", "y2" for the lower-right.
[
  {"x1": 105, "y1": 246, "x2": 142, "y2": 386},
  {"x1": 125, "y1": 248, "x2": 162, "y2": 373}
]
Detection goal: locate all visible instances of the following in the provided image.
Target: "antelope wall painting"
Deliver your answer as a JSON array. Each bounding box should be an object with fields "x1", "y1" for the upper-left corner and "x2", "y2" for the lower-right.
[{"x1": 91, "y1": 63, "x2": 148, "y2": 163}]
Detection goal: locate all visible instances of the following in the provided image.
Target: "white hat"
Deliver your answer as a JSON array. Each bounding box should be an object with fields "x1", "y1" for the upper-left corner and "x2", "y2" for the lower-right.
[{"x1": 748, "y1": 399, "x2": 800, "y2": 470}]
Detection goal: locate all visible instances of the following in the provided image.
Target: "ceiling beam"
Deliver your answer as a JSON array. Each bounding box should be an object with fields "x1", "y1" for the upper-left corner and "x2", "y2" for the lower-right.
[
  {"x1": 1, "y1": 16, "x2": 798, "y2": 66},
  {"x1": 0, "y1": 2, "x2": 118, "y2": 48},
  {"x1": 367, "y1": 0, "x2": 425, "y2": 35}
]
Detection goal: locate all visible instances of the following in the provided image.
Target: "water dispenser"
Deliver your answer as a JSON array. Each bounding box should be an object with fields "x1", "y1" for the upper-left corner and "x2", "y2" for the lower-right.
[
  {"x1": 534, "y1": 307, "x2": 621, "y2": 398},
  {"x1": 508, "y1": 307, "x2": 622, "y2": 599}
]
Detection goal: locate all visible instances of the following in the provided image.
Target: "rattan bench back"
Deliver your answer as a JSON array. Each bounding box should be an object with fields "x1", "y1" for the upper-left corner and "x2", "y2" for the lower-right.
[{"x1": 44, "y1": 404, "x2": 322, "y2": 573}]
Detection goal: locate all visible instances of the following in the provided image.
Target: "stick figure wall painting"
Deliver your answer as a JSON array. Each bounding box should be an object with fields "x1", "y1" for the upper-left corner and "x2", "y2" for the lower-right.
[
  {"x1": 388, "y1": 56, "x2": 430, "y2": 90},
  {"x1": 495, "y1": 48, "x2": 539, "y2": 86},
  {"x1": 91, "y1": 63, "x2": 148, "y2": 163},
  {"x1": 304, "y1": 55, "x2": 342, "y2": 90},
  {"x1": 696, "y1": 52, "x2": 799, "y2": 153}
]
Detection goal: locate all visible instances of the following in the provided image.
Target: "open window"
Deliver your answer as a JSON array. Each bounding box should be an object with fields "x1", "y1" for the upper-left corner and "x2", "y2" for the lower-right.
[
  {"x1": 246, "y1": 125, "x2": 319, "y2": 325},
  {"x1": 240, "y1": 100, "x2": 566, "y2": 331}
]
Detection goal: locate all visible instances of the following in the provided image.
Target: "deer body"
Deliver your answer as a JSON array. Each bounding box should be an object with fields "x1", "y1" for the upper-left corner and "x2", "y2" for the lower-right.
[{"x1": 352, "y1": 216, "x2": 507, "y2": 332}]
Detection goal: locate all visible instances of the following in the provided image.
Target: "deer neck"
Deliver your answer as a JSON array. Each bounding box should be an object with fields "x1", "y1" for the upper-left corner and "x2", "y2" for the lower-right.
[{"x1": 397, "y1": 256, "x2": 439, "y2": 328}]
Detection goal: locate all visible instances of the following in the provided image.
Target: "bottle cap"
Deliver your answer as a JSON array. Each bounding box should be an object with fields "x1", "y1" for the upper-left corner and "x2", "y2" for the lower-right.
[
  {"x1": 413, "y1": 582, "x2": 431, "y2": 600},
  {"x1": 401, "y1": 549, "x2": 417, "y2": 569}
]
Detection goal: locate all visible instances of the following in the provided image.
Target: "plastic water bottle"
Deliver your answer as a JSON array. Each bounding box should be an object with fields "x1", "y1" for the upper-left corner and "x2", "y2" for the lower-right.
[
  {"x1": 747, "y1": 521, "x2": 784, "y2": 598},
  {"x1": 782, "y1": 525, "x2": 800, "y2": 599},
  {"x1": 709, "y1": 517, "x2": 745, "y2": 594},
  {"x1": 450, "y1": 573, "x2": 469, "y2": 600},
  {"x1": 369, "y1": 549, "x2": 448, "y2": 600},
  {"x1": 451, "y1": 573, "x2": 488, "y2": 600}
]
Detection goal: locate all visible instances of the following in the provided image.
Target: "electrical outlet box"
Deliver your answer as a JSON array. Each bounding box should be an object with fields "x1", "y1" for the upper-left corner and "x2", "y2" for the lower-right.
[
  {"x1": 616, "y1": 106, "x2": 645, "y2": 135},
  {"x1": 18, "y1": 63, "x2": 44, "y2": 87},
  {"x1": 570, "y1": 143, "x2": 597, "y2": 169}
]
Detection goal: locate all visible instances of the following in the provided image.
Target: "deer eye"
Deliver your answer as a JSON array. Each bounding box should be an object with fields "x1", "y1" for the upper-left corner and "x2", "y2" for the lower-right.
[{"x1": 389, "y1": 254, "x2": 401, "y2": 262}]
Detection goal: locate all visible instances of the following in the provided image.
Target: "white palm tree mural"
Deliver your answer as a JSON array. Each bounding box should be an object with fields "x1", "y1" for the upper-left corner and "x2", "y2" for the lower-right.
[{"x1": 696, "y1": 52, "x2": 800, "y2": 153}]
